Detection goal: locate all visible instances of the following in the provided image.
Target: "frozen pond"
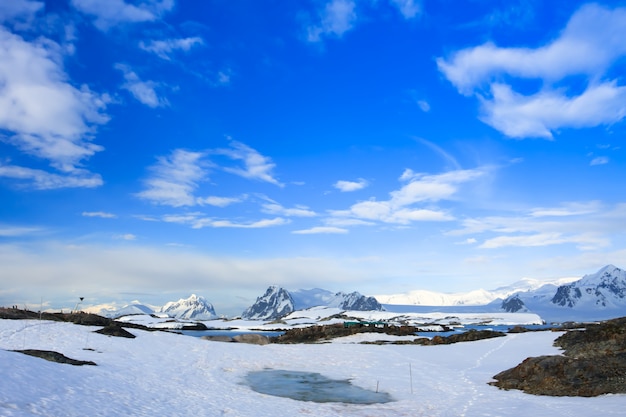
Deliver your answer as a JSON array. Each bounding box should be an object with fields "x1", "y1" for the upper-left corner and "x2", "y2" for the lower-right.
[{"x1": 246, "y1": 369, "x2": 393, "y2": 404}]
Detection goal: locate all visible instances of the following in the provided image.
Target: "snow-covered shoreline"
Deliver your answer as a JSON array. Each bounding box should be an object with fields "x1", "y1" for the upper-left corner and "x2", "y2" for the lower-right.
[{"x1": 1, "y1": 319, "x2": 624, "y2": 416}]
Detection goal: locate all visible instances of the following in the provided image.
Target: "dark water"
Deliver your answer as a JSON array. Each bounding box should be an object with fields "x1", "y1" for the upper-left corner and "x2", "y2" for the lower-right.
[
  {"x1": 246, "y1": 369, "x2": 393, "y2": 404},
  {"x1": 416, "y1": 323, "x2": 555, "y2": 338},
  {"x1": 180, "y1": 329, "x2": 285, "y2": 338}
]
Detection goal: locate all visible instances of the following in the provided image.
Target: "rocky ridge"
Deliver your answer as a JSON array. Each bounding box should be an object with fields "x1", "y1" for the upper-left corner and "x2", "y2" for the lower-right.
[{"x1": 490, "y1": 316, "x2": 626, "y2": 396}]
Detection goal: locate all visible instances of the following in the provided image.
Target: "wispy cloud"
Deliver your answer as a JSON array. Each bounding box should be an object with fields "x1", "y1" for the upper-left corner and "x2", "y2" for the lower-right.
[
  {"x1": 437, "y1": 4, "x2": 626, "y2": 139},
  {"x1": 139, "y1": 37, "x2": 204, "y2": 61},
  {"x1": 330, "y1": 168, "x2": 485, "y2": 225},
  {"x1": 449, "y1": 201, "x2": 625, "y2": 251},
  {"x1": 292, "y1": 226, "x2": 348, "y2": 234},
  {"x1": 0, "y1": 164, "x2": 102, "y2": 190},
  {"x1": 215, "y1": 140, "x2": 283, "y2": 186},
  {"x1": 113, "y1": 233, "x2": 136, "y2": 241},
  {"x1": 307, "y1": 0, "x2": 357, "y2": 42},
  {"x1": 161, "y1": 212, "x2": 289, "y2": 229},
  {"x1": 71, "y1": 0, "x2": 174, "y2": 31},
  {"x1": 590, "y1": 156, "x2": 609, "y2": 166},
  {"x1": 115, "y1": 63, "x2": 168, "y2": 108},
  {"x1": 334, "y1": 178, "x2": 368, "y2": 192},
  {"x1": 414, "y1": 138, "x2": 461, "y2": 170},
  {"x1": 0, "y1": 225, "x2": 42, "y2": 237},
  {"x1": 0, "y1": 27, "x2": 109, "y2": 188},
  {"x1": 136, "y1": 149, "x2": 209, "y2": 207},
  {"x1": 82, "y1": 211, "x2": 117, "y2": 218},
  {"x1": 389, "y1": 0, "x2": 421, "y2": 19},
  {"x1": 0, "y1": 0, "x2": 44, "y2": 27},
  {"x1": 197, "y1": 195, "x2": 247, "y2": 208},
  {"x1": 261, "y1": 202, "x2": 317, "y2": 217}
]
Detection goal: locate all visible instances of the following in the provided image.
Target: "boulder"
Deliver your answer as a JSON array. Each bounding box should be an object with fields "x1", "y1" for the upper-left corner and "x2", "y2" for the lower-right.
[{"x1": 233, "y1": 334, "x2": 271, "y2": 345}]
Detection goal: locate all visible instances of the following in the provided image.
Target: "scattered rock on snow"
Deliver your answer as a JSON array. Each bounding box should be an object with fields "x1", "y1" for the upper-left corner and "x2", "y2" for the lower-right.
[{"x1": 13, "y1": 349, "x2": 97, "y2": 366}]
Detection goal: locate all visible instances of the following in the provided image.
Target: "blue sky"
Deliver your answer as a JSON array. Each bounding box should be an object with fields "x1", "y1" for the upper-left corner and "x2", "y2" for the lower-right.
[{"x1": 1, "y1": 0, "x2": 625, "y2": 315}]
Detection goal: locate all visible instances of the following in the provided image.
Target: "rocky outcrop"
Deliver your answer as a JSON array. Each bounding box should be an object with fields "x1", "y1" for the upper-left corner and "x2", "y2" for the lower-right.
[
  {"x1": 332, "y1": 291, "x2": 383, "y2": 311},
  {"x1": 233, "y1": 334, "x2": 271, "y2": 345},
  {"x1": 490, "y1": 316, "x2": 626, "y2": 396},
  {"x1": 95, "y1": 323, "x2": 136, "y2": 338},
  {"x1": 13, "y1": 350, "x2": 97, "y2": 366},
  {"x1": 242, "y1": 286, "x2": 294, "y2": 320},
  {"x1": 501, "y1": 294, "x2": 527, "y2": 312}
]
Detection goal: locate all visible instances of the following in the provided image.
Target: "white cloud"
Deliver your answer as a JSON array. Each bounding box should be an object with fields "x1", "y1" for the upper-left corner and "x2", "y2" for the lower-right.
[
  {"x1": 0, "y1": 0, "x2": 43, "y2": 26},
  {"x1": 215, "y1": 140, "x2": 282, "y2": 186},
  {"x1": 136, "y1": 149, "x2": 209, "y2": 207},
  {"x1": 115, "y1": 63, "x2": 168, "y2": 108},
  {"x1": 0, "y1": 163, "x2": 103, "y2": 190},
  {"x1": 139, "y1": 37, "x2": 204, "y2": 61},
  {"x1": 332, "y1": 168, "x2": 483, "y2": 225},
  {"x1": 197, "y1": 195, "x2": 246, "y2": 207},
  {"x1": 82, "y1": 211, "x2": 117, "y2": 218},
  {"x1": 161, "y1": 213, "x2": 289, "y2": 229},
  {"x1": 480, "y1": 233, "x2": 609, "y2": 250},
  {"x1": 334, "y1": 178, "x2": 368, "y2": 192},
  {"x1": 71, "y1": 0, "x2": 174, "y2": 30},
  {"x1": 0, "y1": 28, "x2": 109, "y2": 185},
  {"x1": 0, "y1": 225, "x2": 42, "y2": 237},
  {"x1": 389, "y1": 0, "x2": 421, "y2": 19},
  {"x1": 307, "y1": 0, "x2": 357, "y2": 42},
  {"x1": 417, "y1": 100, "x2": 430, "y2": 112},
  {"x1": 530, "y1": 201, "x2": 601, "y2": 218},
  {"x1": 113, "y1": 233, "x2": 136, "y2": 240},
  {"x1": 590, "y1": 156, "x2": 609, "y2": 166},
  {"x1": 262, "y1": 203, "x2": 316, "y2": 217},
  {"x1": 449, "y1": 202, "x2": 626, "y2": 251},
  {"x1": 437, "y1": 4, "x2": 626, "y2": 139},
  {"x1": 480, "y1": 82, "x2": 626, "y2": 139},
  {"x1": 292, "y1": 226, "x2": 348, "y2": 234}
]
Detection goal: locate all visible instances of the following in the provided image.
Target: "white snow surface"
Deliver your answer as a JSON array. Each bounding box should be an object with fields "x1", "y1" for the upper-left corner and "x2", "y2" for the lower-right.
[{"x1": 2, "y1": 319, "x2": 624, "y2": 416}]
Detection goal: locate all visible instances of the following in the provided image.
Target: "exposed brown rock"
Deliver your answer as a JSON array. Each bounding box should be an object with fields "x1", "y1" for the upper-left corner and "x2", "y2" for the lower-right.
[{"x1": 490, "y1": 316, "x2": 626, "y2": 397}]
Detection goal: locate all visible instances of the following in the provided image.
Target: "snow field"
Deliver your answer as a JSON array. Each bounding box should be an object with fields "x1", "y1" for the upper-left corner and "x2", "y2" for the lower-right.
[{"x1": 1, "y1": 319, "x2": 624, "y2": 417}]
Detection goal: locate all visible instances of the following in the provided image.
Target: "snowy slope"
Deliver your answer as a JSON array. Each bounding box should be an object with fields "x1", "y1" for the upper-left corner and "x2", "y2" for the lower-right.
[
  {"x1": 291, "y1": 289, "x2": 382, "y2": 311},
  {"x1": 375, "y1": 277, "x2": 578, "y2": 306},
  {"x1": 85, "y1": 301, "x2": 156, "y2": 318},
  {"x1": 1, "y1": 319, "x2": 624, "y2": 416},
  {"x1": 158, "y1": 294, "x2": 217, "y2": 320}
]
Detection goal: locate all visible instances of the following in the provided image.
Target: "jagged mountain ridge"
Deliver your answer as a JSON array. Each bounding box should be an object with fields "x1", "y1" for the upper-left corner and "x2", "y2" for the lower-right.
[
  {"x1": 241, "y1": 286, "x2": 295, "y2": 320},
  {"x1": 499, "y1": 265, "x2": 626, "y2": 322},
  {"x1": 242, "y1": 286, "x2": 383, "y2": 320},
  {"x1": 551, "y1": 265, "x2": 626, "y2": 308},
  {"x1": 158, "y1": 294, "x2": 217, "y2": 320}
]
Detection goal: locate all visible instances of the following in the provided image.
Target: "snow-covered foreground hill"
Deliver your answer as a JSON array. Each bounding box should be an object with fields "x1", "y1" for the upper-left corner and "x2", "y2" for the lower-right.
[{"x1": 1, "y1": 320, "x2": 624, "y2": 417}]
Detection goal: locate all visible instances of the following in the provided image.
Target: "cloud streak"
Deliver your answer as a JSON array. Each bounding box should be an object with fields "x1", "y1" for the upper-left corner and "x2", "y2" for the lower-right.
[{"x1": 438, "y1": 3, "x2": 626, "y2": 139}]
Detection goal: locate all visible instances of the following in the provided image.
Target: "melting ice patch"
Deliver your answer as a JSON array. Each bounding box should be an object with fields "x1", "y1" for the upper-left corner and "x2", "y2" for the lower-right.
[{"x1": 246, "y1": 369, "x2": 393, "y2": 404}]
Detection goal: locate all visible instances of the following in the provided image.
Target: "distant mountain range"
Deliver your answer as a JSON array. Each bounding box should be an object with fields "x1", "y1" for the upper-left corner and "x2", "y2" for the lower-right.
[
  {"x1": 86, "y1": 265, "x2": 626, "y2": 323},
  {"x1": 498, "y1": 265, "x2": 626, "y2": 322},
  {"x1": 241, "y1": 286, "x2": 383, "y2": 320}
]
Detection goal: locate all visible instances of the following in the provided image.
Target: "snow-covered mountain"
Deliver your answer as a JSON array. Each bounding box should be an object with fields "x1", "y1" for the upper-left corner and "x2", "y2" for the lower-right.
[
  {"x1": 85, "y1": 301, "x2": 156, "y2": 318},
  {"x1": 291, "y1": 288, "x2": 382, "y2": 311},
  {"x1": 241, "y1": 286, "x2": 294, "y2": 320},
  {"x1": 551, "y1": 265, "x2": 626, "y2": 308},
  {"x1": 498, "y1": 265, "x2": 626, "y2": 322},
  {"x1": 375, "y1": 276, "x2": 577, "y2": 307},
  {"x1": 242, "y1": 287, "x2": 383, "y2": 320},
  {"x1": 158, "y1": 294, "x2": 217, "y2": 320}
]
